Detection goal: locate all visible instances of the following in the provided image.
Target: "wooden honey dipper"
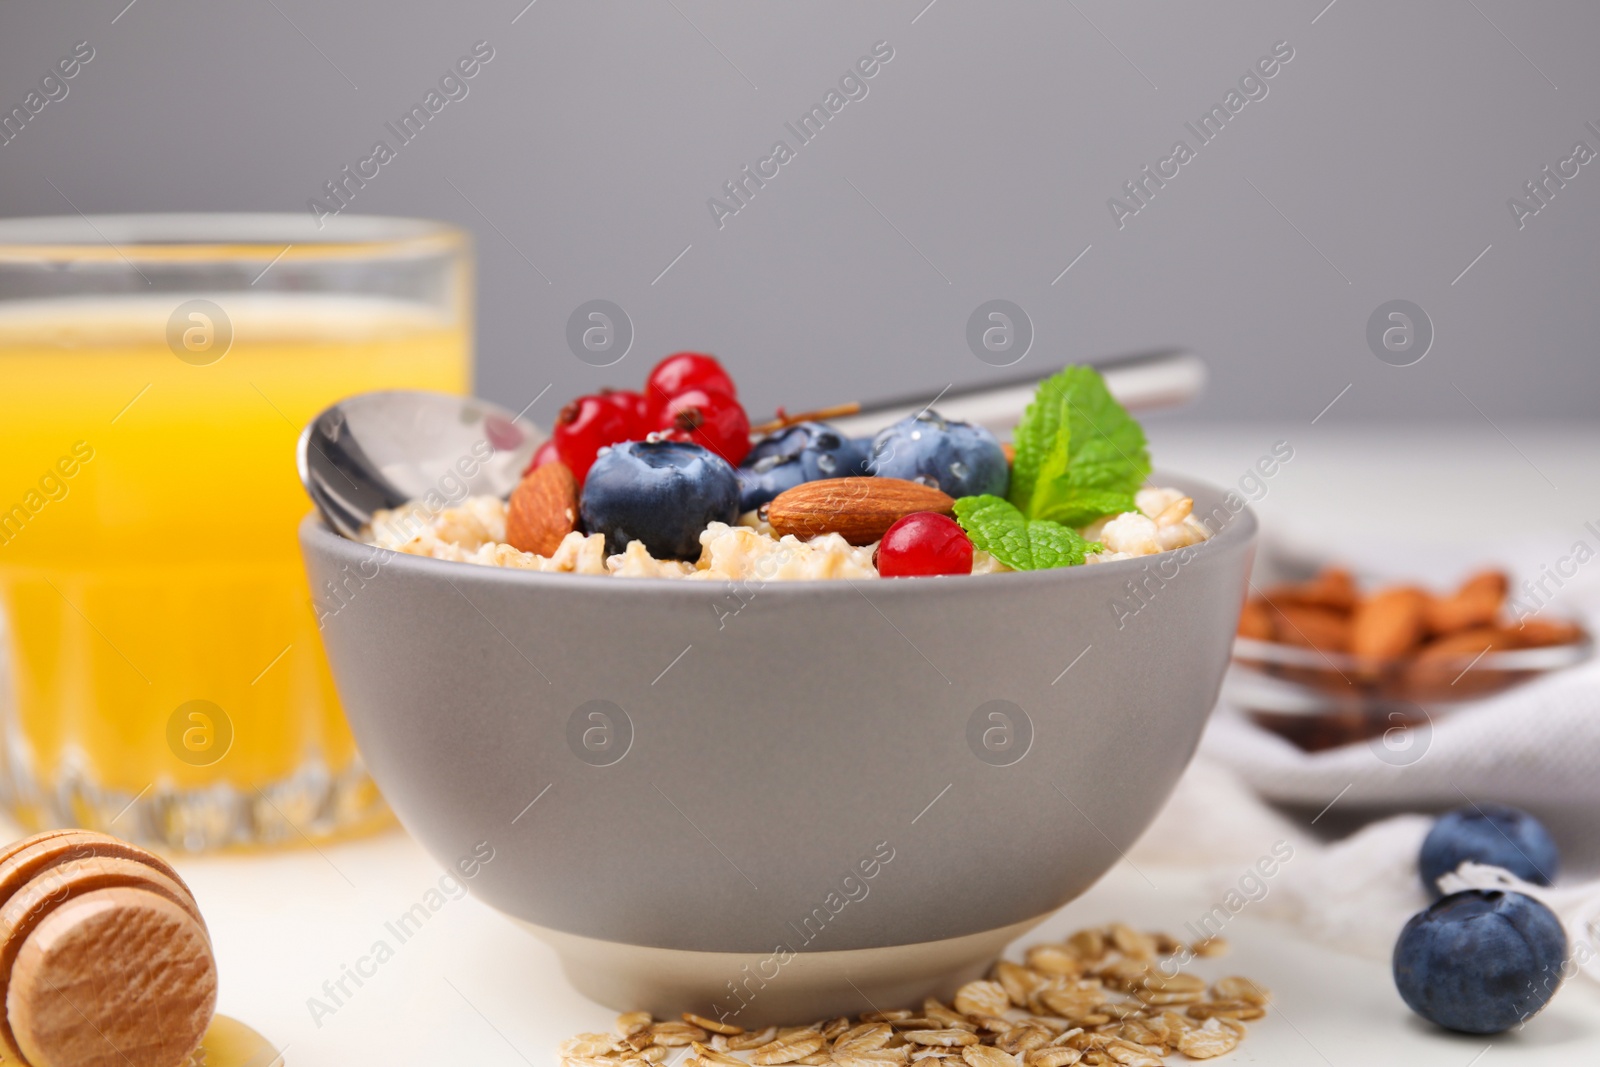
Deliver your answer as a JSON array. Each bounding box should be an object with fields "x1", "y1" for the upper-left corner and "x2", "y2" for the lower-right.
[{"x1": 0, "y1": 829, "x2": 217, "y2": 1067}]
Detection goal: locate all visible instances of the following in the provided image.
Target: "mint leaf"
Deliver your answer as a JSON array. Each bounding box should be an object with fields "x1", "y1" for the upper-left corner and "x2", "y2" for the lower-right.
[
  {"x1": 1008, "y1": 378, "x2": 1066, "y2": 516},
  {"x1": 1029, "y1": 392, "x2": 1072, "y2": 509},
  {"x1": 954, "y1": 495, "x2": 1100, "y2": 571},
  {"x1": 1007, "y1": 366, "x2": 1150, "y2": 527}
]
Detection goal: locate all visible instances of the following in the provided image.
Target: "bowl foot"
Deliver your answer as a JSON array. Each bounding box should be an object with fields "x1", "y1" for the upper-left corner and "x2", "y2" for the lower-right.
[{"x1": 521, "y1": 915, "x2": 1050, "y2": 1028}]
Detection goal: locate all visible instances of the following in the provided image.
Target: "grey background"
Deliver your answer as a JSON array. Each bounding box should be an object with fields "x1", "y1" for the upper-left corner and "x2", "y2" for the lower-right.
[{"x1": 2, "y1": 0, "x2": 1596, "y2": 424}]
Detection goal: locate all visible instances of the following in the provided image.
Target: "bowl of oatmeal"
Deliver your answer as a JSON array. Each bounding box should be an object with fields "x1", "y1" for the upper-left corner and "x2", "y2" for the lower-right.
[{"x1": 298, "y1": 363, "x2": 1258, "y2": 1024}]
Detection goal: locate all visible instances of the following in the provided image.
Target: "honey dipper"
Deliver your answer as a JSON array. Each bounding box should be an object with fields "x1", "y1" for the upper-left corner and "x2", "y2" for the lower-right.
[{"x1": 0, "y1": 830, "x2": 217, "y2": 1067}]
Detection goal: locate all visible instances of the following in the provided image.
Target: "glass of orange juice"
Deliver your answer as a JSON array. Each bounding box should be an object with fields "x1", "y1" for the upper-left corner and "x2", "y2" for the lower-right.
[{"x1": 0, "y1": 214, "x2": 470, "y2": 850}]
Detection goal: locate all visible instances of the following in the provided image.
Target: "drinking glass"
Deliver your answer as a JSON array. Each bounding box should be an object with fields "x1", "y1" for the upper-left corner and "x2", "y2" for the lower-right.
[{"x1": 0, "y1": 213, "x2": 471, "y2": 849}]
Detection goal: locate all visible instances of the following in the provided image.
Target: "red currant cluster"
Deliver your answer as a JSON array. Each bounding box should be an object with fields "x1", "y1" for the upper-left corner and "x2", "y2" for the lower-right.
[{"x1": 527, "y1": 352, "x2": 752, "y2": 482}]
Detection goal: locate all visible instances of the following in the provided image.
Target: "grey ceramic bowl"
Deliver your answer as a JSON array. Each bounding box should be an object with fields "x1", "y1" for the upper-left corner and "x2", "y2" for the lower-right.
[{"x1": 301, "y1": 473, "x2": 1256, "y2": 1024}]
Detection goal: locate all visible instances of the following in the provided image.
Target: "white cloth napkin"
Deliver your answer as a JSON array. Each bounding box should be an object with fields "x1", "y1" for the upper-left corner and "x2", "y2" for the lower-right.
[
  {"x1": 1201, "y1": 658, "x2": 1600, "y2": 823},
  {"x1": 1129, "y1": 560, "x2": 1600, "y2": 985},
  {"x1": 1132, "y1": 755, "x2": 1600, "y2": 986}
]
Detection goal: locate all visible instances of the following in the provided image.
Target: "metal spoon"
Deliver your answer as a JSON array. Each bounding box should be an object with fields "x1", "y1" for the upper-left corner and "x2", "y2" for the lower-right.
[
  {"x1": 813, "y1": 348, "x2": 1202, "y2": 437},
  {"x1": 298, "y1": 349, "x2": 1202, "y2": 540},
  {"x1": 296, "y1": 390, "x2": 543, "y2": 540}
]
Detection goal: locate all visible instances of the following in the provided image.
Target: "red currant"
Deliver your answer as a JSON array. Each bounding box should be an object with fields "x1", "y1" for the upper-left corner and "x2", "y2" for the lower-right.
[
  {"x1": 877, "y1": 513, "x2": 974, "y2": 577},
  {"x1": 522, "y1": 438, "x2": 559, "y2": 476},
  {"x1": 656, "y1": 388, "x2": 751, "y2": 467},
  {"x1": 599, "y1": 388, "x2": 648, "y2": 433},
  {"x1": 553, "y1": 393, "x2": 639, "y2": 482},
  {"x1": 644, "y1": 352, "x2": 737, "y2": 418}
]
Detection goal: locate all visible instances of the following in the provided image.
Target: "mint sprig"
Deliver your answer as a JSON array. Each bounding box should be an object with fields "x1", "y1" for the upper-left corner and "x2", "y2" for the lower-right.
[
  {"x1": 1008, "y1": 366, "x2": 1150, "y2": 527},
  {"x1": 954, "y1": 495, "x2": 1100, "y2": 571}
]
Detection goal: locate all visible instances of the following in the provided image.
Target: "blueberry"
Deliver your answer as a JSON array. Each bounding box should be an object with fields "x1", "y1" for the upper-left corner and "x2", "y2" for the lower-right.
[
  {"x1": 1420, "y1": 804, "x2": 1560, "y2": 895},
  {"x1": 867, "y1": 409, "x2": 1008, "y2": 499},
  {"x1": 1393, "y1": 890, "x2": 1567, "y2": 1034},
  {"x1": 580, "y1": 440, "x2": 739, "y2": 560},
  {"x1": 736, "y1": 421, "x2": 868, "y2": 512},
  {"x1": 735, "y1": 464, "x2": 805, "y2": 514}
]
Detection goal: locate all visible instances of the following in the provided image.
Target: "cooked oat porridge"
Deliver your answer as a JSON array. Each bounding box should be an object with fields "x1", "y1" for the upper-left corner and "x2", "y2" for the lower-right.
[
  {"x1": 357, "y1": 359, "x2": 1222, "y2": 580},
  {"x1": 365, "y1": 485, "x2": 1211, "y2": 581}
]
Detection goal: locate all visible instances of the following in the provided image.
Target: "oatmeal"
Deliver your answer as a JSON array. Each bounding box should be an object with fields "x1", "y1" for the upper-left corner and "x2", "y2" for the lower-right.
[
  {"x1": 355, "y1": 359, "x2": 1218, "y2": 580},
  {"x1": 1084, "y1": 488, "x2": 1213, "y2": 565},
  {"x1": 371, "y1": 501, "x2": 881, "y2": 581},
  {"x1": 366, "y1": 486, "x2": 1210, "y2": 581}
]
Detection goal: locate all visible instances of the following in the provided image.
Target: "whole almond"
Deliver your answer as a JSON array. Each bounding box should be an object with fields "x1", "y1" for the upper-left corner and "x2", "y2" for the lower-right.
[
  {"x1": 766, "y1": 477, "x2": 954, "y2": 545},
  {"x1": 1413, "y1": 627, "x2": 1508, "y2": 662},
  {"x1": 1236, "y1": 600, "x2": 1275, "y2": 641},
  {"x1": 1425, "y1": 570, "x2": 1508, "y2": 634},
  {"x1": 1405, "y1": 627, "x2": 1512, "y2": 699},
  {"x1": 505, "y1": 461, "x2": 578, "y2": 556},
  {"x1": 1267, "y1": 604, "x2": 1348, "y2": 653},
  {"x1": 1514, "y1": 616, "x2": 1584, "y2": 647},
  {"x1": 1350, "y1": 586, "x2": 1428, "y2": 661},
  {"x1": 1265, "y1": 567, "x2": 1358, "y2": 613}
]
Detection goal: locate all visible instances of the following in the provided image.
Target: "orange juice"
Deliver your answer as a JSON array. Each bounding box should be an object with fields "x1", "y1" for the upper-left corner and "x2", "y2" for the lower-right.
[{"x1": 0, "y1": 291, "x2": 468, "y2": 847}]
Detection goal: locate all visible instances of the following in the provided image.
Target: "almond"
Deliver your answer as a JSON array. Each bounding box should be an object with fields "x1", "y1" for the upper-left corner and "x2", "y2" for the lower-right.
[
  {"x1": 1349, "y1": 586, "x2": 1428, "y2": 661},
  {"x1": 505, "y1": 460, "x2": 578, "y2": 556},
  {"x1": 1405, "y1": 627, "x2": 1512, "y2": 699},
  {"x1": 1413, "y1": 627, "x2": 1508, "y2": 662},
  {"x1": 1425, "y1": 570, "x2": 1508, "y2": 634},
  {"x1": 1265, "y1": 567, "x2": 1359, "y2": 613},
  {"x1": 1514, "y1": 616, "x2": 1584, "y2": 647},
  {"x1": 1236, "y1": 600, "x2": 1274, "y2": 641},
  {"x1": 1267, "y1": 603, "x2": 1348, "y2": 653},
  {"x1": 766, "y1": 477, "x2": 954, "y2": 546}
]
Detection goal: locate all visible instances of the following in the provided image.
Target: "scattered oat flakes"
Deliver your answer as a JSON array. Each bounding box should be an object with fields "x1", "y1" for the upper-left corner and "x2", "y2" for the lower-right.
[
  {"x1": 834, "y1": 1023, "x2": 894, "y2": 1053},
  {"x1": 750, "y1": 1028, "x2": 825, "y2": 1065},
  {"x1": 694, "y1": 1042, "x2": 749, "y2": 1067},
  {"x1": 563, "y1": 1034, "x2": 619, "y2": 1058},
  {"x1": 728, "y1": 1028, "x2": 778, "y2": 1051},
  {"x1": 954, "y1": 981, "x2": 1012, "y2": 1018},
  {"x1": 962, "y1": 1046, "x2": 1021, "y2": 1067},
  {"x1": 835, "y1": 1050, "x2": 913, "y2": 1067},
  {"x1": 996, "y1": 960, "x2": 1046, "y2": 1006},
  {"x1": 1174, "y1": 1019, "x2": 1240, "y2": 1059},
  {"x1": 560, "y1": 925, "x2": 1266, "y2": 1067},
  {"x1": 1209, "y1": 977, "x2": 1269, "y2": 1007},
  {"x1": 650, "y1": 1021, "x2": 708, "y2": 1046},
  {"x1": 994, "y1": 1026, "x2": 1051, "y2": 1055},
  {"x1": 906, "y1": 1030, "x2": 982, "y2": 1047},
  {"x1": 685, "y1": 1013, "x2": 747, "y2": 1036},
  {"x1": 1025, "y1": 945, "x2": 1084, "y2": 979}
]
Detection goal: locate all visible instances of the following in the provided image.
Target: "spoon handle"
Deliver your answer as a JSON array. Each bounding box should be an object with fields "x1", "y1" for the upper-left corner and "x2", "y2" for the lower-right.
[{"x1": 772, "y1": 349, "x2": 1203, "y2": 438}]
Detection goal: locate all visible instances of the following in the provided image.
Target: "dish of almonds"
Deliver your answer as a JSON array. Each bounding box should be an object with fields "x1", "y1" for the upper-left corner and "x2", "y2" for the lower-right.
[{"x1": 1229, "y1": 567, "x2": 1592, "y2": 750}]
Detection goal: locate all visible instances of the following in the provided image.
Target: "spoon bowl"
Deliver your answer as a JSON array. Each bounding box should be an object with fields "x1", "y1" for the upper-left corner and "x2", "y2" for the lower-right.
[{"x1": 296, "y1": 390, "x2": 543, "y2": 539}]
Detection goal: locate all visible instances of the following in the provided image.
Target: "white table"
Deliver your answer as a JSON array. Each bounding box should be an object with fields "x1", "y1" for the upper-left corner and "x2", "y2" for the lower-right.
[
  {"x1": 165, "y1": 832, "x2": 1600, "y2": 1066},
  {"x1": 74, "y1": 423, "x2": 1600, "y2": 1065}
]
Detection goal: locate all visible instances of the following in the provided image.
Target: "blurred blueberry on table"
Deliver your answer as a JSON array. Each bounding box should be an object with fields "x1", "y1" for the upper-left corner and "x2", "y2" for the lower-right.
[
  {"x1": 1420, "y1": 804, "x2": 1560, "y2": 895},
  {"x1": 736, "y1": 421, "x2": 868, "y2": 512},
  {"x1": 1393, "y1": 890, "x2": 1567, "y2": 1034},
  {"x1": 867, "y1": 409, "x2": 1008, "y2": 499},
  {"x1": 580, "y1": 440, "x2": 739, "y2": 559}
]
